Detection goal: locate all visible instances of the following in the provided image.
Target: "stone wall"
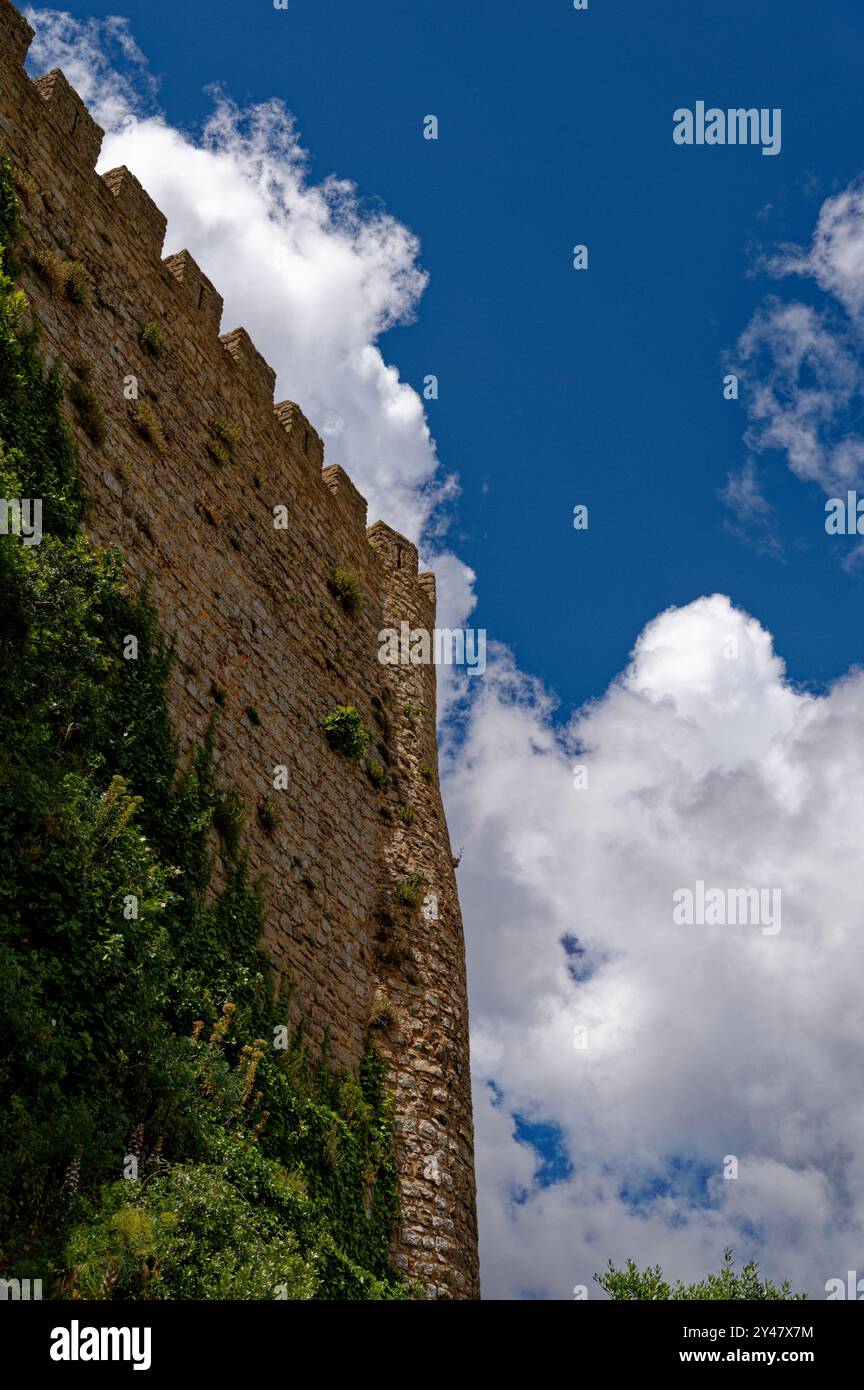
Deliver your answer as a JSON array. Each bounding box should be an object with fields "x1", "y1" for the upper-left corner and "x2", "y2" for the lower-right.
[{"x1": 0, "y1": 0, "x2": 478, "y2": 1299}]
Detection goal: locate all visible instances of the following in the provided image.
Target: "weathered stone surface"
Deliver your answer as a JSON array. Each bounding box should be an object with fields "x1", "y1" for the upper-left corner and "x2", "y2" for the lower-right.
[{"x1": 0, "y1": 0, "x2": 479, "y2": 1299}]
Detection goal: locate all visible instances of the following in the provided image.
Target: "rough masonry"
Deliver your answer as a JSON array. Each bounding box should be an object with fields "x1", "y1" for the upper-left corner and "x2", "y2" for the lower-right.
[{"x1": 0, "y1": 0, "x2": 479, "y2": 1299}]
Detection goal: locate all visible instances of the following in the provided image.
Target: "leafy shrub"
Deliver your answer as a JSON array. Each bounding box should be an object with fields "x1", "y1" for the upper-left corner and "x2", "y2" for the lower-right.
[
  {"x1": 395, "y1": 805, "x2": 415, "y2": 828},
  {"x1": 418, "y1": 762, "x2": 434, "y2": 783},
  {"x1": 322, "y1": 706, "x2": 371, "y2": 761},
  {"x1": 0, "y1": 158, "x2": 22, "y2": 244},
  {"x1": 65, "y1": 1158, "x2": 316, "y2": 1301}
]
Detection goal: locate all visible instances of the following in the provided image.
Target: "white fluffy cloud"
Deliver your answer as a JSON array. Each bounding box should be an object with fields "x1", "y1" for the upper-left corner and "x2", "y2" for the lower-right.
[{"x1": 446, "y1": 595, "x2": 864, "y2": 1298}]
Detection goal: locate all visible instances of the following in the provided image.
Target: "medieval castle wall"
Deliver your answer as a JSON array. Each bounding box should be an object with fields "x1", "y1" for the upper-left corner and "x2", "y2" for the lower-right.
[{"x1": 0, "y1": 0, "x2": 478, "y2": 1299}]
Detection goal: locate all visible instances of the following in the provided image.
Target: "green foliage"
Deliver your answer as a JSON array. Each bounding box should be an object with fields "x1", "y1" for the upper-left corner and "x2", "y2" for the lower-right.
[
  {"x1": 138, "y1": 321, "x2": 167, "y2": 358},
  {"x1": 245, "y1": 705, "x2": 262, "y2": 727},
  {"x1": 403, "y1": 704, "x2": 424, "y2": 719},
  {"x1": 0, "y1": 165, "x2": 408, "y2": 1301},
  {"x1": 65, "y1": 261, "x2": 94, "y2": 306},
  {"x1": 394, "y1": 876, "x2": 425, "y2": 909},
  {"x1": 418, "y1": 762, "x2": 434, "y2": 783},
  {"x1": 205, "y1": 438, "x2": 230, "y2": 467},
  {"x1": 328, "y1": 568, "x2": 365, "y2": 618},
  {"x1": 210, "y1": 416, "x2": 242, "y2": 449},
  {"x1": 206, "y1": 416, "x2": 241, "y2": 466},
  {"x1": 31, "y1": 248, "x2": 93, "y2": 305},
  {"x1": 129, "y1": 400, "x2": 164, "y2": 451},
  {"x1": 65, "y1": 1162, "x2": 317, "y2": 1301},
  {"x1": 596, "y1": 1250, "x2": 808, "y2": 1301},
  {"x1": 0, "y1": 157, "x2": 22, "y2": 247},
  {"x1": 363, "y1": 757, "x2": 387, "y2": 791},
  {"x1": 322, "y1": 705, "x2": 371, "y2": 761},
  {"x1": 395, "y1": 805, "x2": 416, "y2": 828}
]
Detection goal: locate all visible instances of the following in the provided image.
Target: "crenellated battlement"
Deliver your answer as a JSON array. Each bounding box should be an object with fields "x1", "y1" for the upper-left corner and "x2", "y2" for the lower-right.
[
  {"x1": 0, "y1": 0, "x2": 30, "y2": 68},
  {"x1": 163, "y1": 248, "x2": 224, "y2": 330},
  {"x1": 102, "y1": 166, "x2": 168, "y2": 255},
  {"x1": 33, "y1": 68, "x2": 104, "y2": 172},
  {"x1": 0, "y1": 1, "x2": 427, "y2": 595},
  {"x1": 0, "y1": 0, "x2": 478, "y2": 1300}
]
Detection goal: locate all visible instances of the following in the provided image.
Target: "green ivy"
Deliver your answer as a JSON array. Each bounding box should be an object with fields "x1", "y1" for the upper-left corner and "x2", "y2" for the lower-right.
[{"x1": 0, "y1": 159, "x2": 409, "y2": 1300}]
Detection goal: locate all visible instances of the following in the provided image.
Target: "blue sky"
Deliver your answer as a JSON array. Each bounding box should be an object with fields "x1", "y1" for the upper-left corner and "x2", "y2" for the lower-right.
[
  {"x1": 29, "y1": 0, "x2": 864, "y2": 1299},
  {"x1": 49, "y1": 0, "x2": 864, "y2": 706}
]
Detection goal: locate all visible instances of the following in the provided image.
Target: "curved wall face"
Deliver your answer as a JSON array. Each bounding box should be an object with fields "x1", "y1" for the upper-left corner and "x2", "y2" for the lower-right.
[{"x1": 0, "y1": 0, "x2": 479, "y2": 1299}]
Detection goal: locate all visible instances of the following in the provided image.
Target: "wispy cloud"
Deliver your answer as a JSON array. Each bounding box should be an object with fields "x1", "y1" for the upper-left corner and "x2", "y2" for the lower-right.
[
  {"x1": 764, "y1": 180, "x2": 864, "y2": 320},
  {"x1": 718, "y1": 457, "x2": 783, "y2": 558},
  {"x1": 728, "y1": 180, "x2": 864, "y2": 515}
]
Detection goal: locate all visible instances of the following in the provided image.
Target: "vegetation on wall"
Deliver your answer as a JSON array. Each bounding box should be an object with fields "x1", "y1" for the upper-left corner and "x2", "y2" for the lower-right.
[
  {"x1": 328, "y1": 568, "x2": 365, "y2": 618},
  {"x1": 138, "y1": 321, "x2": 166, "y2": 358},
  {"x1": 206, "y1": 414, "x2": 241, "y2": 467},
  {"x1": 322, "y1": 705, "x2": 371, "y2": 761},
  {"x1": 0, "y1": 159, "x2": 408, "y2": 1300}
]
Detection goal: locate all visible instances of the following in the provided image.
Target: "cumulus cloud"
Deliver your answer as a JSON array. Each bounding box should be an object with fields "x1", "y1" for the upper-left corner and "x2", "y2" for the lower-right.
[
  {"x1": 446, "y1": 595, "x2": 864, "y2": 1298},
  {"x1": 24, "y1": 5, "x2": 474, "y2": 612}
]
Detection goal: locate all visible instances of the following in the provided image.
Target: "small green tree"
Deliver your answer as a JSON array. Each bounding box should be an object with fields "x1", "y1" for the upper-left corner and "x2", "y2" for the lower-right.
[{"x1": 596, "y1": 1249, "x2": 807, "y2": 1300}]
